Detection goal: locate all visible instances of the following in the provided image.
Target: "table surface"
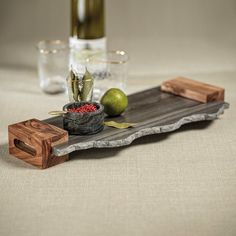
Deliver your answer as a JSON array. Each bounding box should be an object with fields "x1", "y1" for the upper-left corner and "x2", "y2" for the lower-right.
[{"x1": 0, "y1": 69, "x2": 236, "y2": 236}]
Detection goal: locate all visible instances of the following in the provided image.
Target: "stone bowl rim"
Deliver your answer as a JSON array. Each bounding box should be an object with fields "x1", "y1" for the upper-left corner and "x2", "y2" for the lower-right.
[{"x1": 63, "y1": 101, "x2": 104, "y2": 118}]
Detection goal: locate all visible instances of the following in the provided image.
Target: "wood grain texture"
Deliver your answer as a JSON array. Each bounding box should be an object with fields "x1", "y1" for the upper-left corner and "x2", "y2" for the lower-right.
[
  {"x1": 8, "y1": 119, "x2": 69, "y2": 168},
  {"x1": 161, "y1": 77, "x2": 225, "y2": 103},
  {"x1": 43, "y1": 86, "x2": 229, "y2": 156}
]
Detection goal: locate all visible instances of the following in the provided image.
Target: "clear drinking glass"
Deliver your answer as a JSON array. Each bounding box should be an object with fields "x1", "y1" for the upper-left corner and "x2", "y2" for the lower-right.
[
  {"x1": 87, "y1": 50, "x2": 129, "y2": 100},
  {"x1": 37, "y1": 40, "x2": 69, "y2": 94}
]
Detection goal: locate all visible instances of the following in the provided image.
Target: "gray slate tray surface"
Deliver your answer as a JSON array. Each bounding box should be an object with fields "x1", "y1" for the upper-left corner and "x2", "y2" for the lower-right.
[{"x1": 45, "y1": 86, "x2": 229, "y2": 156}]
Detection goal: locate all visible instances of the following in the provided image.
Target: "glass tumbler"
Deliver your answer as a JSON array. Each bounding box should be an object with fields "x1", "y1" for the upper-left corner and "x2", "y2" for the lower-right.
[
  {"x1": 37, "y1": 40, "x2": 69, "y2": 94},
  {"x1": 87, "y1": 50, "x2": 129, "y2": 101}
]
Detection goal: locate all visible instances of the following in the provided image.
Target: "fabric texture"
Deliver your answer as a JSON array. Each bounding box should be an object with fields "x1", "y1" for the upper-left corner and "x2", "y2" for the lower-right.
[{"x1": 0, "y1": 69, "x2": 236, "y2": 236}]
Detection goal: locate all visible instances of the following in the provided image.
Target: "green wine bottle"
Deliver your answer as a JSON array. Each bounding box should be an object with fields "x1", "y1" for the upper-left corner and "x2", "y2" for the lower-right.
[{"x1": 70, "y1": 0, "x2": 106, "y2": 62}]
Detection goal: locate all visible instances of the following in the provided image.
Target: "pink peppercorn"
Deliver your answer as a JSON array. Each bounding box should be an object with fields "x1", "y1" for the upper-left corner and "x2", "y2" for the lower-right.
[{"x1": 68, "y1": 104, "x2": 97, "y2": 113}]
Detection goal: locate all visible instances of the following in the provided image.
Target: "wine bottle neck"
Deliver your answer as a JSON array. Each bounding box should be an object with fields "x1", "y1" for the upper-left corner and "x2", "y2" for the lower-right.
[{"x1": 71, "y1": 0, "x2": 105, "y2": 39}]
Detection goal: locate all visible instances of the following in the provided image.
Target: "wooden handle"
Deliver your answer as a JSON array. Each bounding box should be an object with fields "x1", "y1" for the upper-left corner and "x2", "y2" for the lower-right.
[
  {"x1": 13, "y1": 139, "x2": 37, "y2": 157},
  {"x1": 8, "y1": 119, "x2": 69, "y2": 169},
  {"x1": 161, "y1": 77, "x2": 225, "y2": 103}
]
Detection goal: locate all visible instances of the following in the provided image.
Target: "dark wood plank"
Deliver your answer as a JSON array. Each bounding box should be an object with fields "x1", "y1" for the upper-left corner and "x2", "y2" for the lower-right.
[{"x1": 44, "y1": 86, "x2": 228, "y2": 156}]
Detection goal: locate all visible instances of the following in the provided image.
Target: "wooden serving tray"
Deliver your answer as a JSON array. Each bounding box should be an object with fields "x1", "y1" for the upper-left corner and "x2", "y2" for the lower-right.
[{"x1": 8, "y1": 82, "x2": 229, "y2": 169}]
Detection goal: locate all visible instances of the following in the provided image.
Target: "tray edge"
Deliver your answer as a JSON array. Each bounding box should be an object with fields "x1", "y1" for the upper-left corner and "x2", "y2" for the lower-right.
[{"x1": 53, "y1": 102, "x2": 229, "y2": 156}]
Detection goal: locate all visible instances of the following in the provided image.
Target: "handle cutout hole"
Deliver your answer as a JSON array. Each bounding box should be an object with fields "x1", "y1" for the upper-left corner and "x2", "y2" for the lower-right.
[{"x1": 14, "y1": 139, "x2": 36, "y2": 157}]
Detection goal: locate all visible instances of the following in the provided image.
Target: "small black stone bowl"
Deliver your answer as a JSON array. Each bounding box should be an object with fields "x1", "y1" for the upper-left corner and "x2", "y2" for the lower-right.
[{"x1": 63, "y1": 102, "x2": 104, "y2": 135}]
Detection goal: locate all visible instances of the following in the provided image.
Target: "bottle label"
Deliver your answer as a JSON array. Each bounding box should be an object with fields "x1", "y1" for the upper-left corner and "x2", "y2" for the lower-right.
[
  {"x1": 69, "y1": 36, "x2": 107, "y2": 67},
  {"x1": 69, "y1": 37, "x2": 106, "y2": 51}
]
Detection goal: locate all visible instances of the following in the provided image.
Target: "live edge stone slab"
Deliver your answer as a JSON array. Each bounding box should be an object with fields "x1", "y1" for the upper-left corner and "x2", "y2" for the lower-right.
[{"x1": 44, "y1": 86, "x2": 229, "y2": 157}]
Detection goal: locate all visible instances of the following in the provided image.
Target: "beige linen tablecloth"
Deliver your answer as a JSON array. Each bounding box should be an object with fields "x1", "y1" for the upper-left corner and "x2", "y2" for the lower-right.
[{"x1": 0, "y1": 69, "x2": 236, "y2": 236}]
